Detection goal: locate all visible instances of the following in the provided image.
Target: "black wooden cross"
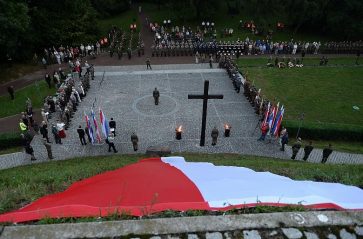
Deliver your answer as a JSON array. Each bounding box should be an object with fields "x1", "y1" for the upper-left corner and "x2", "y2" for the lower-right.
[{"x1": 188, "y1": 80, "x2": 224, "y2": 146}]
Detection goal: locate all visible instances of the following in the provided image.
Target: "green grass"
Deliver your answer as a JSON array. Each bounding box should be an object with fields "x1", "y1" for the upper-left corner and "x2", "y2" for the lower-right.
[
  {"x1": 98, "y1": 8, "x2": 139, "y2": 36},
  {"x1": 1, "y1": 154, "x2": 362, "y2": 216},
  {"x1": 238, "y1": 65, "x2": 363, "y2": 126},
  {"x1": 237, "y1": 56, "x2": 360, "y2": 68},
  {"x1": 0, "y1": 81, "x2": 56, "y2": 118}
]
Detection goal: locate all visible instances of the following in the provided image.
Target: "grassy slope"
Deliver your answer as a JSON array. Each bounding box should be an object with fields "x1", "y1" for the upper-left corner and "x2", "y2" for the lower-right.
[
  {"x1": 1, "y1": 154, "x2": 362, "y2": 214},
  {"x1": 237, "y1": 56, "x2": 361, "y2": 68},
  {"x1": 0, "y1": 81, "x2": 56, "y2": 118},
  {"x1": 239, "y1": 66, "x2": 363, "y2": 126}
]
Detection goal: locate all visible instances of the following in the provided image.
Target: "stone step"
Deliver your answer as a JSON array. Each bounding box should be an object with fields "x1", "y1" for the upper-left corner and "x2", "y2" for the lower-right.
[{"x1": 1, "y1": 211, "x2": 362, "y2": 239}]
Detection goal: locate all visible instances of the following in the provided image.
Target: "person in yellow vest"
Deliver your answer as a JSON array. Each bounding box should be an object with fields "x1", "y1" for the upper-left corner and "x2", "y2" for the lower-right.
[{"x1": 19, "y1": 119, "x2": 27, "y2": 132}]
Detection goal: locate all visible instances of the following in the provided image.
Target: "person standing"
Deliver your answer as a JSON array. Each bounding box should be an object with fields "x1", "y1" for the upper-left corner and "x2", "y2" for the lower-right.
[
  {"x1": 106, "y1": 133, "x2": 118, "y2": 153},
  {"x1": 303, "y1": 141, "x2": 314, "y2": 161},
  {"x1": 209, "y1": 55, "x2": 213, "y2": 68},
  {"x1": 52, "y1": 124, "x2": 62, "y2": 144},
  {"x1": 127, "y1": 48, "x2": 132, "y2": 59},
  {"x1": 131, "y1": 132, "x2": 139, "y2": 151},
  {"x1": 195, "y1": 51, "x2": 200, "y2": 64},
  {"x1": 19, "y1": 119, "x2": 28, "y2": 132},
  {"x1": 77, "y1": 125, "x2": 87, "y2": 145},
  {"x1": 153, "y1": 87, "x2": 160, "y2": 105},
  {"x1": 321, "y1": 144, "x2": 333, "y2": 164},
  {"x1": 7, "y1": 86, "x2": 14, "y2": 100},
  {"x1": 258, "y1": 122, "x2": 269, "y2": 141},
  {"x1": 146, "y1": 58, "x2": 152, "y2": 70},
  {"x1": 280, "y1": 129, "x2": 289, "y2": 151},
  {"x1": 25, "y1": 143, "x2": 36, "y2": 161},
  {"x1": 211, "y1": 126, "x2": 219, "y2": 146},
  {"x1": 109, "y1": 118, "x2": 116, "y2": 137},
  {"x1": 45, "y1": 74, "x2": 52, "y2": 88},
  {"x1": 42, "y1": 139, "x2": 54, "y2": 160},
  {"x1": 40, "y1": 121, "x2": 51, "y2": 143},
  {"x1": 291, "y1": 138, "x2": 302, "y2": 159}
]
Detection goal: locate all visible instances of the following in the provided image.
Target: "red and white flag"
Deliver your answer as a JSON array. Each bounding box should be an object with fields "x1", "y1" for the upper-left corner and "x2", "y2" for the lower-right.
[{"x1": 1, "y1": 157, "x2": 362, "y2": 223}]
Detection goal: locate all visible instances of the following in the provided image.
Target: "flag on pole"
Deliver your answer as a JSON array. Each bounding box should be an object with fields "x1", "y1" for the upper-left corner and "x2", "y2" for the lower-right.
[
  {"x1": 272, "y1": 102, "x2": 279, "y2": 126},
  {"x1": 262, "y1": 102, "x2": 270, "y2": 125},
  {"x1": 84, "y1": 113, "x2": 95, "y2": 144},
  {"x1": 267, "y1": 106, "x2": 276, "y2": 130},
  {"x1": 271, "y1": 105, "x2": 284, "y2": 137},
  {"x1": 99, "y1": 108, "x2": 109, "y2": 138},
  {"x1": 91, "y1": 110, "x2": 102, "y2": 143}
]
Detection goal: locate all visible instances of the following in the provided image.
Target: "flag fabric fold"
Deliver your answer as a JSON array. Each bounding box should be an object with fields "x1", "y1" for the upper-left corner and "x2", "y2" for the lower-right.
[
  {"x1": 99, "y1": 108, "x2": 109, "y2": 138},
  {"x1": 1, "y1": 156, "x2": 362, "y2": 223},
  {"x1": 84, "y1": 113, "x2": 95, "y2": 144},
  {"x1": 271, "y1": 105, "x2": 284, "y2": 137},
  {"x1": 91, "y1": 110, "x2": 102, "y2": 143}
]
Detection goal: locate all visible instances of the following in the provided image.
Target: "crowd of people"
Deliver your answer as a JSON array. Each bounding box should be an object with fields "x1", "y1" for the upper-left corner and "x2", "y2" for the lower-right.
[{"x1": 19, "y1": 59, "x2": 93, "y2": 161}]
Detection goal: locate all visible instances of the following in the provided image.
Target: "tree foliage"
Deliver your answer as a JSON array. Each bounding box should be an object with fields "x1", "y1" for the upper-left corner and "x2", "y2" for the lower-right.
[
  {"x1": 0, "y1": 0, "x2": 30, "y2": 61},
  {"x1": 91, "y1": 0, "x2": 130, "y2": 17}
]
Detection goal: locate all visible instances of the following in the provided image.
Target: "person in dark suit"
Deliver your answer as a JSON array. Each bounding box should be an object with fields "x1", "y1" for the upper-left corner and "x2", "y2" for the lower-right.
[
  {"x1": 109, "y1": 118, "x2": 116, "y2": 136},
  {"x1": 77, "y1": 125, "x2": 87, "y2": 145},
  {"x1": 153, "y1": 88, "x2": 160, "y2": 105}
]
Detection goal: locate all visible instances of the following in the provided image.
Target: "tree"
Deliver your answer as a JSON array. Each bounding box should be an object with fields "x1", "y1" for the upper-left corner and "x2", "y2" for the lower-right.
[{"x1": 0, "y1": 0, "x2": 30, "y2": 61}]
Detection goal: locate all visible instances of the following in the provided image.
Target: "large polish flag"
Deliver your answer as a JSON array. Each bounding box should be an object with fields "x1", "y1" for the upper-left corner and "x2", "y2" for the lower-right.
[{"x1": 0, "y1": 157, "x2": 362, "y2": 223}]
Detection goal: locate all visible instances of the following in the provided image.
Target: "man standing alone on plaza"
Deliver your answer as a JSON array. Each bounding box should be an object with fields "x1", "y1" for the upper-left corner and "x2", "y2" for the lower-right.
[
  {"x1": 146, "y1": 58, "x2": 152, "y2": 70},
  {"x1": 77, "y1": 125, "x2": 87, "y2": 145},
  {"x1": 153, "y1": 87, "x2": 160, "y2": 105}
]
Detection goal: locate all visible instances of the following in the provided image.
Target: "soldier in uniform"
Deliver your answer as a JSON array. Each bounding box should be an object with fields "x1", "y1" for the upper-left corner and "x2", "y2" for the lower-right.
[
  {"x1": 130, "y1": 132, "x2": 139, "y2": 151},
  {"x1": 321, "y1": 144, "x2": 333, "y2": 164},
  {"x1": 42, "y1": 139, "x2": 54, "y2": 160},
  {"x1": 211, "y1": 126, "x2": 219, "y2": 146},
  {"x1": 291, "y1": 138, "x2": 302, "y2": 159},
  {"x1": 303, "y1": 141, "x2": 314, "y2": 161},
  {"x1": 153, "y1": 87, "x2": 160, "y2": 105}
]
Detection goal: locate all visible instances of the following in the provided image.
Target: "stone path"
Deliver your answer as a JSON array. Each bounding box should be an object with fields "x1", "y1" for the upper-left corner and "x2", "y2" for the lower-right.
[
  {"x1": 0, "y1": 64, "x2": 362, "y2": 170},
  {"x1": 1, "y1": 211, "x2": 362, "y2": 239}
]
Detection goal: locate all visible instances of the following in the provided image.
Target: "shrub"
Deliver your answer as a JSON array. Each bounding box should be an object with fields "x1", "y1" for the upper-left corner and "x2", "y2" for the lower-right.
[
  {"x1": 283, "y1": 121, "x2": 363, "y2": 141},
  {"x1": 0, "y1": 132, "x2": 23, "y2": 150}
]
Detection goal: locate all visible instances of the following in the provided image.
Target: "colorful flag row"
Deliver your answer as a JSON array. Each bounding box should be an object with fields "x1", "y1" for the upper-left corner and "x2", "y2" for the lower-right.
[
  {"x1": 262, "y1": 103, "x2": 285, "y2": 137},
  {"x1": 84, "y1": 108, "x2": 110, "y2": 144}
]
